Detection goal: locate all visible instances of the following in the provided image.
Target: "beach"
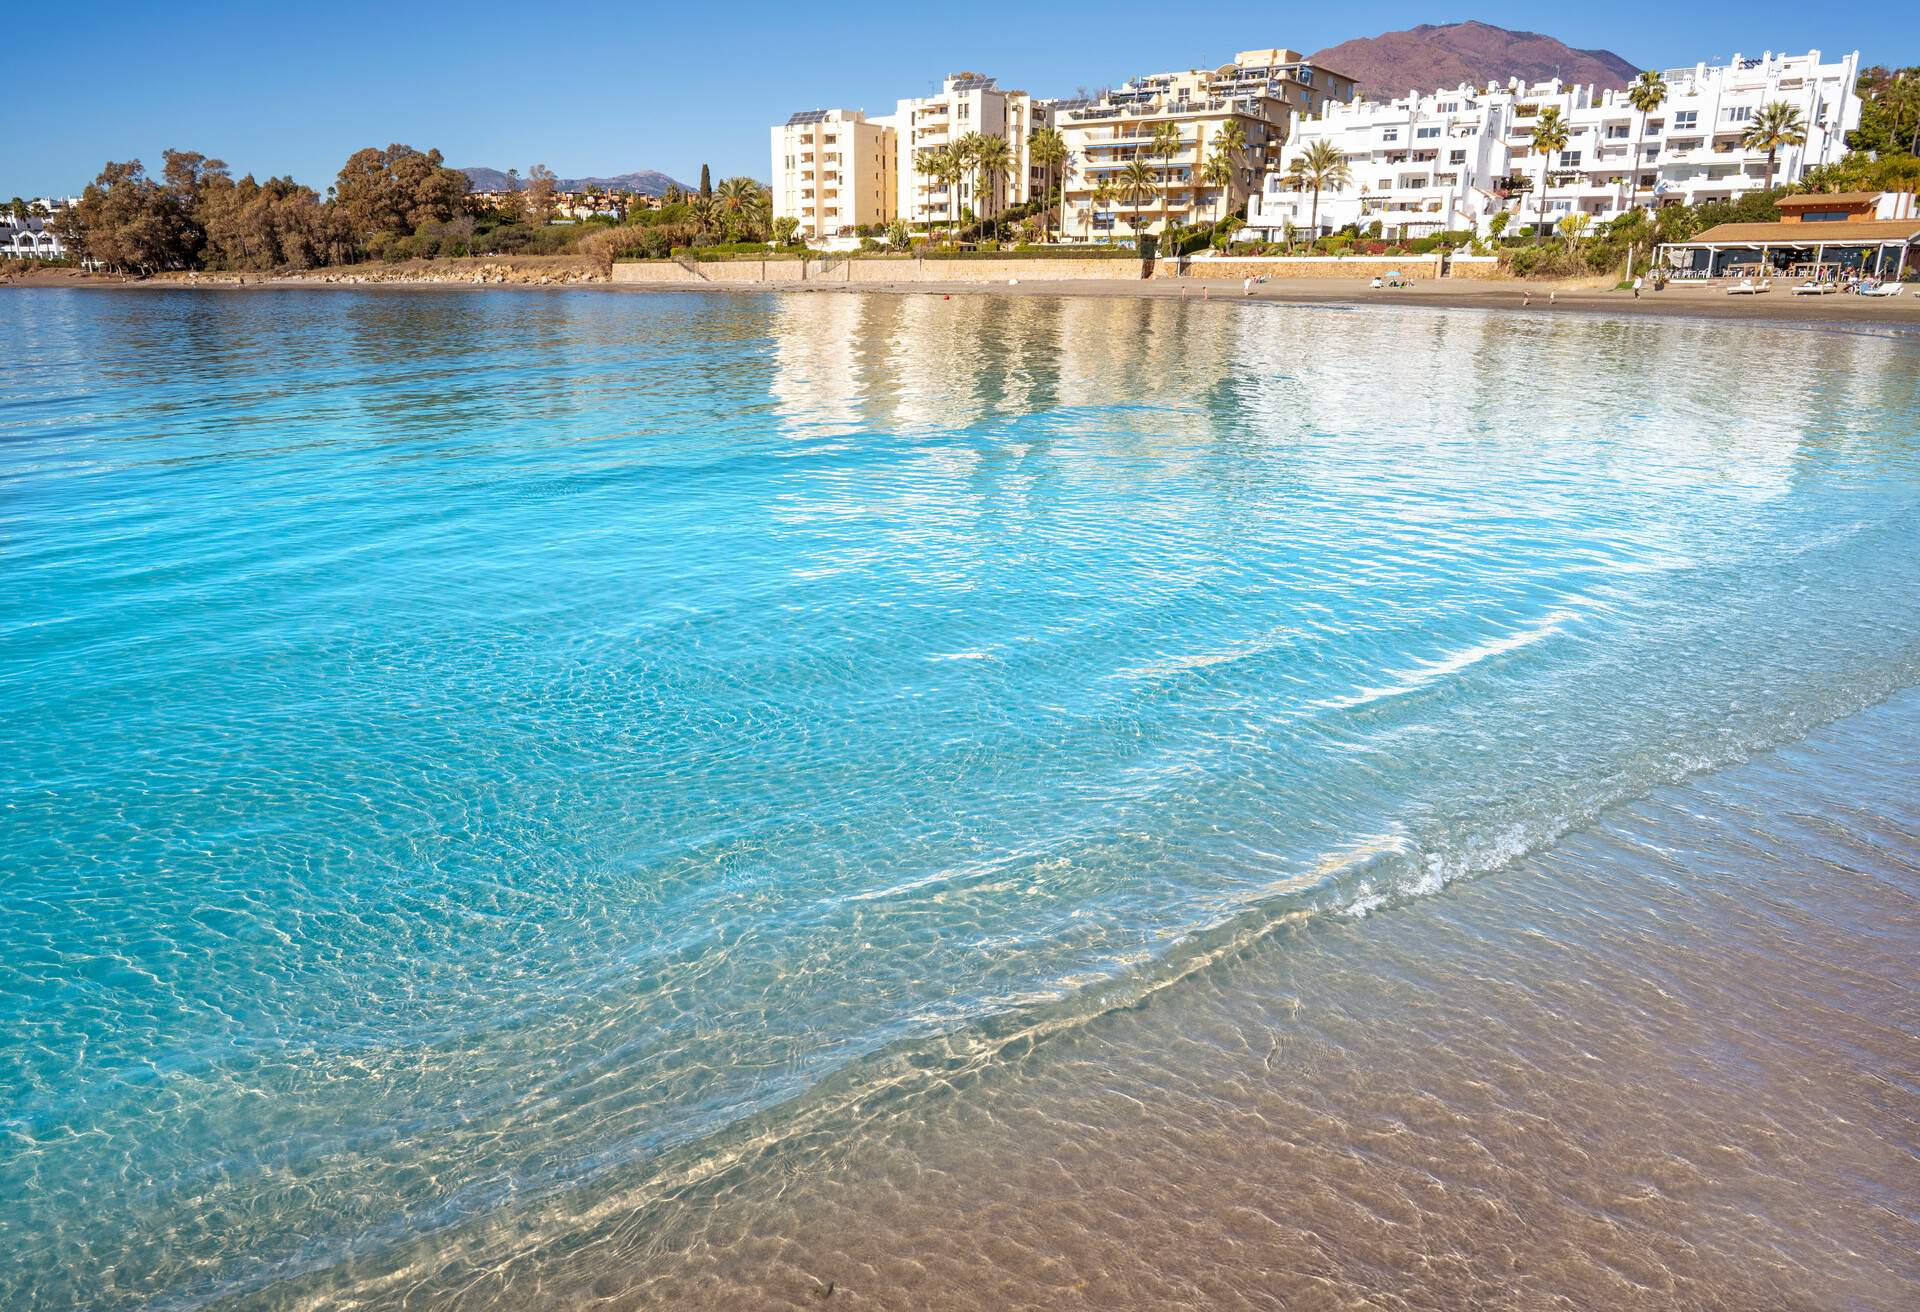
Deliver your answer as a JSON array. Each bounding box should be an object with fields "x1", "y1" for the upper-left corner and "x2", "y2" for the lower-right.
[
  {"x1": 10, "y1": 260, "x2": 1920, "y2": 325},
  {"x1": 419, "y1": 689, "x2": 1919, "y2": 1311}
]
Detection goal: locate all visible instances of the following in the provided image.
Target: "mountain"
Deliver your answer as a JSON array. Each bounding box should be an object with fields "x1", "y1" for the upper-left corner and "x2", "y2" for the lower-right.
[
  {"x1": 1310, "y1": 21, "x2": 1642, "y2": 97},
  {"x1": 459, "y1": 167, "x2": 692, "y2": 195}
]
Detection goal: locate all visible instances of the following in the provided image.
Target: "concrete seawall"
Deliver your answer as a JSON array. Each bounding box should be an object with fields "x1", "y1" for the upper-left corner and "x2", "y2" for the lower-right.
[
  {"x1": 611, "y1": 254, "x2": 1463, "y2": 288},
  {"x1": 612, "y1": 257, "x2": 1149, "y2": 286}
]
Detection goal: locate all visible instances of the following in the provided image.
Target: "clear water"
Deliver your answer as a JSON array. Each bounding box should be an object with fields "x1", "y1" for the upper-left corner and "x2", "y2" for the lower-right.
[{"x1": 2, "y1": 288, "x2": 1917, "y2": 1310}]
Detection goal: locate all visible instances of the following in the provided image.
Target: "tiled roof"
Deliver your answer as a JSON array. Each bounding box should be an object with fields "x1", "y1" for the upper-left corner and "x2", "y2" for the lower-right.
[
  {"x1": 1774, "y1": 192, "x2": 1882, "y2": 207},
  {"x1": 1678, "y1": 219, "x2": 1920, "y2": 245}
]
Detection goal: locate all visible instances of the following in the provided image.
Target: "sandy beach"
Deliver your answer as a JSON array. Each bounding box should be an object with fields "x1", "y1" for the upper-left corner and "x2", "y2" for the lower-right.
[
  {"x1": 10, "y1": 262, "x2": 1920, "y2": 326},
  {"x1": 740, "y1": 275, "x2": 1920, "y2": 325}
]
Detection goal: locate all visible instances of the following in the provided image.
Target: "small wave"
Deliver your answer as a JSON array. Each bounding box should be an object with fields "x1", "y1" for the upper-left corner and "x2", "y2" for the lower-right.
[{"x1": 1315, "y1": 608, "x2": 1578, "y2": 711}]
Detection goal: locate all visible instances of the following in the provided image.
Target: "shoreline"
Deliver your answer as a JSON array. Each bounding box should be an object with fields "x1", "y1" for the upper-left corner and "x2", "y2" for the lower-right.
[
  {"x1": 9, "y1": 263, "x2": 1920, "y2": 325},
  {"x1": 288, "y1": 686, "x2": 1920, "y2": 1311}
]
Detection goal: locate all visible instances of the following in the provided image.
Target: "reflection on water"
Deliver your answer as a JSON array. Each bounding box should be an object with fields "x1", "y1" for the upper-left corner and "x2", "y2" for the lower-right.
[{"x1": 0, "y1": 289, "x2": 1916, "y2": 1311}]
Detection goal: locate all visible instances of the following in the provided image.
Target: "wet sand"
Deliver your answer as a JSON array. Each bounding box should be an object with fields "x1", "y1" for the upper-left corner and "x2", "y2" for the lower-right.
[
  {"x1": 298, "y1": 689, "x2": 1920, "y2": 1312},
  {"x1": 11, "y1": 264, "x2": 1920, "y2": 326},
  {"x1": 755, "y1": 277, "x2": 1920, "y2": 326}
]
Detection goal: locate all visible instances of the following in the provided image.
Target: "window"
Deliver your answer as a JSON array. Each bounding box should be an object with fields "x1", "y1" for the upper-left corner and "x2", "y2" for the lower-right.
[
  {"x1": 1381, "y1": 128, "x2": 1398, "y2": 142},
  {"x1": 1604, "y1": 125, "x2": 1629, "y2": 139},
  {"x1": 1416, "y1": 126, "x2": 1440, "y2": 138},
  {"x1": 1723, "y1": 105, "x2": 1752, "y2": 123},
  {"x1": 1799, "y1": 210, "x2": 1850, "y2": 222},
  {"x1": 1449, "y1": 150, "x2": 1467, "y2": 164},
  {"x1": 1672, "y1": 110, "x2": 1697, "y2": 129},
  {"x1": 1559, "y1": 151, "x2": 1581, "y2": 168}
]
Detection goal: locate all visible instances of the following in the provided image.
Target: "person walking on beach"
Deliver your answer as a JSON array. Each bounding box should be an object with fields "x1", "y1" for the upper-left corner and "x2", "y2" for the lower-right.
[{"x1": 1632, "y1": 275, "x2": 1644, "y2": 300}]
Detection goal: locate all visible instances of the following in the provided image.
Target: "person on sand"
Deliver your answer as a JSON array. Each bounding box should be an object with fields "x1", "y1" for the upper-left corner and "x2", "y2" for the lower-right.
[
  {"x1": 1243, "y1": 277, "x2": 1253, "y2": 297},
  {"x1": 1632, "y1": 275, "x2": 1643, "y2": 300},
  {"x1": 1523, "y1": 289, "x2": 1532, "y2": 307}
]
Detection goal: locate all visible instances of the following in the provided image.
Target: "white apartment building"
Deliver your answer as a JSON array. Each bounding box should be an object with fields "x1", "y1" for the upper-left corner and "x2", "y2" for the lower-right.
[
  {"x1": 771, "y1": 108, "x2": 899, "y2": 239},
  {"x1": 1245, "y1": 49, "x2": 1862, "y2": 240},
  {"x1": 895, "y1": 72, "x2": 1040, "y2": 230},
  {"x1": 1056, "y1": 49, "x2": 1355, "y2": 242},
  {"x1": 1, "y1": 198, "x2": 74, "y2": 260}
]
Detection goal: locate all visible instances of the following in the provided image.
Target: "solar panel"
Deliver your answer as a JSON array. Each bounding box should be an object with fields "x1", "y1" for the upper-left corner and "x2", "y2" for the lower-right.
[{"x1": 786, "y1": 110, "x2": 830, "y2": 125}]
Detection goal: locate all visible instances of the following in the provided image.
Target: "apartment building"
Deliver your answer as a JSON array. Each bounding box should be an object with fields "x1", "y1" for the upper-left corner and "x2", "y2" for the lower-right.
[
  {"x1": 1, "y1": 199, "x2": 74, "y2": 260},
  {"x1": 771, "y1": 108, "x2": 899, "y2": 239},
  {"x1": 1055, "y1": 49, "x2": 1355, "y2": 242},
  {"x1": 1245, "y1": 49, "x2": 1862, "y2": 240},
  {"x1": 895, "y1": 72, "x2": 1040, "y2": 230}
]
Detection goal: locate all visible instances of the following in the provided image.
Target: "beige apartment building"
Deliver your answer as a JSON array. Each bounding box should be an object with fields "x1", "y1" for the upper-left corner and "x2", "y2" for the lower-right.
[
  {"x1": 770, "y1": 108, "x2": 898, "y2": 239},
  {"x1": 1055, "y1": 48, "x2": 1354, "y2": 241},
  {"x1": 896, "y1": 72, "x2": 1042, "y2": 231}
]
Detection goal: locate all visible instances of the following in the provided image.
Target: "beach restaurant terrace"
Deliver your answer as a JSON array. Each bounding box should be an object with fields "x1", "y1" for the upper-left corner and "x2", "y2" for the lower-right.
[{"x1": 1657, "y1": 218, "x2": 1920, "y2": 280}]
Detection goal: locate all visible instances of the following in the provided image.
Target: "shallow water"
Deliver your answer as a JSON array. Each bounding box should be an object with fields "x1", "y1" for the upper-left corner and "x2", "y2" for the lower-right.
[{"x1": 1, "y1": 289, "x2": 1917, "y2": 1310}]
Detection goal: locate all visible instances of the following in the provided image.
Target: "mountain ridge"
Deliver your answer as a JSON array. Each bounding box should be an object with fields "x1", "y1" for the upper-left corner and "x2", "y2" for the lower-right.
[
  {"x1": 460, "y1": 167, "x2": 692, "y2": 195},
  {"x1": 1310, "y1": 21, "x2": 1642, "y2": 97}
]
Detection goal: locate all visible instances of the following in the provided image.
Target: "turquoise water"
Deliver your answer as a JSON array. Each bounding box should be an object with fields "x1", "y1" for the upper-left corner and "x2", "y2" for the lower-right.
[{"x1": 2, "y1": 288, "x2": 1918, "y2": 1309}]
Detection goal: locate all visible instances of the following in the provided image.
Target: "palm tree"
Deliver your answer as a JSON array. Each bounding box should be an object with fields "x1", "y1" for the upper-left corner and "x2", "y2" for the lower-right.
[
  {"x1": 1029, "y1": 125, "x2": 1068, "y2": 241},
  {"x1": 952, "y1": 132, "x2": 987, "y2": 237},
  {"x1": 1529, "y1": 106, "x2": 1571, "y2": 245},
  {"x1": 689, "y1": 195, "x2": 719, "y2": 240},
  {"x1": 1206, "y1": 120, "x2": 1247, "y2": 225},
  {"x1": 1284, "y1": 139, "x2": 1351, "y2": 239},
  {"x1": 1743, "y1": 101, "x2": 1809, "y2": 192},
  {"x1": 1115, "y1": 158, "x2": 1160, "y2": 248},
  {"x1": 918, "y1": 146, "x2": 963, "y2": 244},
  {"x1": 1200, "y1": 147, "x2": 1235, "y2": 227},
  {"x1": 1624, "y1": 71, "x2": 1667, "y2": 212},
  {"x1": 1089, "y1": 177, "x2": 1115, "y2": 243},
  {"x1": 1148, "y1": 121, "x2": 1184, "y2": 238},
  {"x1": 972, "y1": 134, "x2": 1014, "y2": 241},
  {"x1": 714, "y1": 176, "x2": 765, "y2": 239}
]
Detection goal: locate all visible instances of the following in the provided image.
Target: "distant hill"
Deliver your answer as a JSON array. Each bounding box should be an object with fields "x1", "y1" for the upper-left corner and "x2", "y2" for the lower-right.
[
  {"x1": 1310, "y1": 21, "x2": 1642, "y2": 97},
  {"x1": 459, "y1": 167, "x2": 692, "y2": 195}
]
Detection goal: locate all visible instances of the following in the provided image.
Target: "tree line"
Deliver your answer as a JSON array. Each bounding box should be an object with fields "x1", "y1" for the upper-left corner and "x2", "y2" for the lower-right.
[
  {"x1": 52, "y1": 144, "x2": 780, "y2": 274},
  {"x1": 54, "y1": 144, "x2": 472, "y2": 274}
]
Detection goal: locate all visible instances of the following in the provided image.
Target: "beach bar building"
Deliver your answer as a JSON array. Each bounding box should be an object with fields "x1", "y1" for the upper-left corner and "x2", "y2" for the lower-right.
[{"x1": 1656, "y1": 191, "x2": 1920, "y2": 279}]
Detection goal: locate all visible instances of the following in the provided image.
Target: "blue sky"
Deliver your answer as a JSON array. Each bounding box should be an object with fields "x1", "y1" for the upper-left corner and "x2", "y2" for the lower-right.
[{"x1": 4, "y1": 3, "x2": 1915, "y2": 196}]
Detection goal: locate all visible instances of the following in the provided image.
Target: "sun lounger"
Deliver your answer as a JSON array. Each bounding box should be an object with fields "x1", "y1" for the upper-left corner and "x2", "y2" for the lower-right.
[
  {"x1": 1859, "y1": 282, "x2": 1905, "y2": 298},
  {"x1": 1727, "y1": 277, "x2": 1762, "y2": 295}
]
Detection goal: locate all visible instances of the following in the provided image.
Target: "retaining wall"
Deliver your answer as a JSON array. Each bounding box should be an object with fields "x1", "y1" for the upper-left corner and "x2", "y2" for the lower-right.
[
  {"x1": 611, "y1": 257, "x2": 1146, "y2": 286},
  {"x1": 1443, "y1": 255, "x2": 1505, "y2": 281},
  {"x1": 1163, "y1": 256, "x2": 1444, "y2": 281},
  {"x1": 612, "y1": 252, "x2": 1499, "y2": 287}
]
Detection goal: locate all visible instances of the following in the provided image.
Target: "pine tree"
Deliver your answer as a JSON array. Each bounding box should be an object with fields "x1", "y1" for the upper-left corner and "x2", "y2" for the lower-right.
[{"x1": 699, "y1": 165, "x2": 711, "y2": 198}]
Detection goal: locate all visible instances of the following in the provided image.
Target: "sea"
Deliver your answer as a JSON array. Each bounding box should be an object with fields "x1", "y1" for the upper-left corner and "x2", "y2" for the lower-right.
[{"x1": 2, "y1": 287, "x2": 1915, "y2": 1310}]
